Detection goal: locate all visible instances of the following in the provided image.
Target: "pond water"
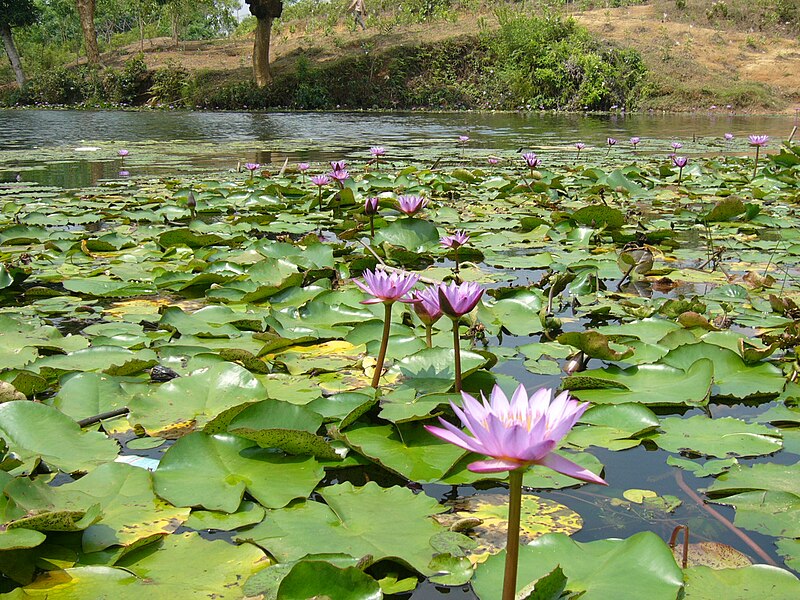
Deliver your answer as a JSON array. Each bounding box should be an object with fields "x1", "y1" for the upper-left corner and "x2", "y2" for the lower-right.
[
  {"x1": 0, "y1": 109, "x2": 796, "y2": 188},
  {"x1": 1, "y1": 108, "x2": 798, "y2": 599}
]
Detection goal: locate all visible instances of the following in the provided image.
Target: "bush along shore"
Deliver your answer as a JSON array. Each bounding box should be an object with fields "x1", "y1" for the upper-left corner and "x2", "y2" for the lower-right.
[{"x1": 1, "y1": 14, "x2": 648, "y2": 112}]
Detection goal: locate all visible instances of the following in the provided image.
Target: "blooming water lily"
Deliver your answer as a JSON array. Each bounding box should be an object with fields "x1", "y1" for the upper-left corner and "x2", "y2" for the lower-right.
[
  {"x1": 427, "y1": 384, "x2": 607, "y2": 600},
  {"x1": 354, "y1": 269, "x2": 419, "y2": 388},
  {"x1": 438, "y1": 281, "x2": 484, "y2": 391}
]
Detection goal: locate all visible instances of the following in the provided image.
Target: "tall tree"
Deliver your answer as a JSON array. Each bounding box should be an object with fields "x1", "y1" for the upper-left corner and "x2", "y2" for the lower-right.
[
  {"x1": 75, "y1": 0, "x2": 100, "y2": 64},
  {"x1": 0, "y1": 0, "x2": 39, "y2": 87},
  {"x1": 245, "y1": 0, "x2": 282, "y2": 87}
]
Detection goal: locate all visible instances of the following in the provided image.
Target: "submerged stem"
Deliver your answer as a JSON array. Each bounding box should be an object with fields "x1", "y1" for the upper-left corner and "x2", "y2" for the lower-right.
[
  {"x1": 502, "y1": 470, "x2": 524, "y2": 600},
  {"x1": 452, "y1": 318, "x2": 462, "y2": 392},
  {"x1": 371, "y1": 303, "x2": 393, "y2": 389}
]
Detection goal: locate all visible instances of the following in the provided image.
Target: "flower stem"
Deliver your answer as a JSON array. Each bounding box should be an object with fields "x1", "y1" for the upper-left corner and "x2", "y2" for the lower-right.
[
  {"x1": 502, "y1": 469, "x2": 524, "y2": 600},
  {"x1": 678, "y1": 167, "x2": 683, "y2": 185},
  {"x1": 316, "y1": 188, "x2": 322, "y2": 210},
  {"x1": 452, "y1": 318, "x2": 462, "y2": 392},
  {"x1": 454, "y1": 248, "x2": 461, "y2": 283},
  {"x1": 753, "y1": 146, "x2": 760, "y2": 179},
  {"x1": 369, "y1": 214, "x2": 375, "y2": 238},
  {"x1": 425, "y1": 323, "x2": 433, "y2": 348},
  {"x1": 371, "y1": 303, "x2": 393, "y2": 389}
]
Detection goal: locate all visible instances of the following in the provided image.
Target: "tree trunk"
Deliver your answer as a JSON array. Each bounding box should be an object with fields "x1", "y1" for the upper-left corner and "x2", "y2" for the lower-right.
[
  {"x1": 253, "y1": 16, "x2": 273, "y2": 87},
  {"x1": 171, "y1": 11, "x2": 179, "y2": 47},
  {"x1": 0, "y1": 23, "x2": 25, "y2": 88},
  {"x1": 139, "y1": 16, "x2": 144, "y2": 52},
  {"x1": 75, "y1": 0, "x2": 100, "y2": 65}
]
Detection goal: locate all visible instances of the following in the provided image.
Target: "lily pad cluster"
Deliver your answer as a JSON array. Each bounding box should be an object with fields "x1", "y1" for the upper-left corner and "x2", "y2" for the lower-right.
[{"x1": 0, "y1": 138, "x2": 799, "y2": 597}]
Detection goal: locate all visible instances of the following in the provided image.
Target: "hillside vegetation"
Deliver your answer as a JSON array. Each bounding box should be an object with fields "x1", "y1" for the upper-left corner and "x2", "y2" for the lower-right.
[{"x1": 2, "y1": 0, "x2": 799, "y2": 111}]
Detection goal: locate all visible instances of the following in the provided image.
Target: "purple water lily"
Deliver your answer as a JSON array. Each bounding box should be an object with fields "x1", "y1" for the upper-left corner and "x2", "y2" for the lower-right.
[
  {"x1": 749, "y1": 135, "x2": 769, "y2": 178},
  {"x1": 426, "y1": 383, "x2": 607, "y2": 600},
  {"x1": 724, "y1": 133, "x2": 734, "y2": 141},
  {"x1": 426, "y1": 384, "x2": 607, "y2": 480},
  {"x1": 575, "y1": 142, "x2": 586, "y2": 161},
  {"x1": 441, "y1": 230, "x2": 470, "y2": 249},
  {"x1": 329, "y1": 169, "x2": 349, "y2": 183},
  {"x1": 438, "y1": 281, "x2": 484, "y2": 392},
  {"x1": 671, "y1": 142, "x2": 683, "y2": 151},
  {"x1": 355, "y1": 269, "x2": 420, "y2": 388},
  {"x1": 118, "y1": 149, "x2": 129, "y2": 157},
  {"x1": 412, "y1": 286, "x2": 443, "y2": 347},
  {"x1": 441, "y1": 231, "x2": 471, "y2": 279},
  {"x1": 488, "y1": 157, "x2": 499, "y2": 165},
  {"x1": 630, "y1": 137, "x2": 640, "y2": 149},
  {"x1": 521, "y1": 152, "x2": 541, "y2": 171},
  {"x1": 311, "y1": 174, "x2": 330, "y2": 210},
  {"x1": 370, "y1": 146, "x2": 386, "y2": 157},
  {"x1": 397, "y1": 195, "x2": 428, "y2": 217},
  {"x1": 330, "y1": 160, "x2": 347, "y2": 172},
  {"x1": 355, "y1": 269, "x2": 419, "y2": 305},
  {"x1": 672, "y1": 155, "x2": 688, "y2": 184},
  {"x1": 606, "y1": 138, "x2": 616, "y2": 156},
  {"x1": 365, "y1": 197, "x2": 379, "y2": 236}
]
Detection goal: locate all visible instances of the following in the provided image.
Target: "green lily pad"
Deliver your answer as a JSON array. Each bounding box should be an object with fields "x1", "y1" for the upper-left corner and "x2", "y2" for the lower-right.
[
  {"x1": 655, "y1": 415, "x2": 782, "y2": 458},
  {"x1": 683, "y1": 565, "x2": 800, "y2": 599},
  {"x1": 343, "y1": 422, "x2": 467, "y2": 483},
  {"x1": 128, "y1": 362, "x2": 266, "y2": 436},
  {"x1": 564, "y1": 360, "x2": 713, "y2": 406},
  {"x1": 472, "y1": 532, "x2": 683, "y2": 600},
  {"x1": 153, "y1": 432, "x2": 324, "y2": 512},
  {"x1": 241, "y1": 481, "x2": 448, "y2": 575},
  {"x1": 276, "y1": 561, "x2": 382, "y2": 600},
  {"x1": 0, "y1": 401, "x2": 118, "y2": 473},
  {"x1": 389, "y1": 347, "x2": 488, "y2": 394}
]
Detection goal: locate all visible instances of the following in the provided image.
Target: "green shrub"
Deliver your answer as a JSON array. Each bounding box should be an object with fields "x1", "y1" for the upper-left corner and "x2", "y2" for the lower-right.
[
  {"x1": 104, "y1": 54, "x2": 150, "y2": 104},
  {"x1": 486, "y1": 10, "x2": 647, "y2": 110},
  {"x1": 149, "y1": 60, "x2": 189, "y2": 105}
]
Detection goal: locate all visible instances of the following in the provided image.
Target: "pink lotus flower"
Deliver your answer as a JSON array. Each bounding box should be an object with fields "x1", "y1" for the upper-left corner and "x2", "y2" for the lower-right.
[
  {"x1": 425, "y1": 384, "x2": 607, "y2": 482},
  {"x1": 630, "y1": 137, "x2": 640, "y2": 148},
  {"x1": 298, "y1": 162, "x2": 310, "y2": 172},
  {"x1": 724, "y1": 133, "x2": 734, "y2": 141},
  {"x1": 438, "y1": 280, "x2": 483, "y2": 318},
  {"x1": 330, "y1": 160, "x2": 347, "y2": 172},
  {"x1": 487, "y1": 157, "x2": 499, "y2": 165},
  {"x1": 311, "y1": 174, "x2": 330, "y2": 186},
  {"x1": 118, "y1": 149, "x2": 129, "y2": 157},
  {"x1": 440, "y1": 230, "x2": 470, "y2": 249},
  {"x1": 575, "y1": 142, "x2": 586, "y2": 151},
  {"x1": 354, "y1": 269, "x2": 419, "y2": 305},
  {"x1": 370, "y1": 147, "x2": 386, "y2": 157},
  {"x1": 458, "y1": 135, "x2": 470, "y2": 143},
  {"x1": 671, "y1": 142, "x2": 683, "y2": 151},
  {"x1": 521, "y1": 152, "x2": 541, "y2": 169},
  {"x1": 245, "y1": 162, "x2": 260, "y2": 172},
  {"x1": 749, "y1": 134, "x2": 769, "y2": 147},
  {"x1": 397, "y1": 195, "x2": 428, "y2": 216},
  {"x1": 412, "y1": 286, "x2": 443, "y2": 326},
  {"x1": 607, "y1": 137, "x2": 617, "y2": 146}
]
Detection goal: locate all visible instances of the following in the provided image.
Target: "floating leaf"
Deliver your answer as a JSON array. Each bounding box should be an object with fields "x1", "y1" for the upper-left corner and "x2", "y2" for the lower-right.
[
  {"x1": 241, "y1": 481, "x2": 448, "y2": 575},
  {"x1": 472, "y1": 532, "x2": 683, "y2": 600},
  {"x1": 655, "y1": 415, "x2": 782, "y2": 458},
  {"x1": 153, "y1": 432, "x2": 324, "y2": 512}
]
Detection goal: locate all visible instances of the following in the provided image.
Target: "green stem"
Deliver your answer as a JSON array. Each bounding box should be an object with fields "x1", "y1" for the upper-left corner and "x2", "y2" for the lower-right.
[
  {"x1": 370, "y1": 214, "x2": 375, "y2": 238},
  {"x1": 502, "y1": 470, "x2": 524, "y2": 600},
  {"x1": 371, "y1": 303, "x2": 393, "y2": 389},
  {"x1": 425, "y1": 323, "x2": 433, "y2": 348},
  {"x1": 317, "y1": 188, "x2": 322, "y2": 210},
  {"x1": 452, "y1": 318, "x2": 462, "y2": 392},
  {"x1": 753, "y1": 146, "x2": 760, "y2": 179},
  {"x1": 678, "y1": 167, "x2": 683, "y2": 185},
  {"x1": 454, "y1": 247, "x2": 460, "y2": 282}
]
